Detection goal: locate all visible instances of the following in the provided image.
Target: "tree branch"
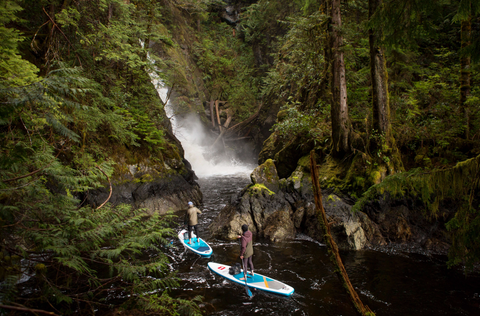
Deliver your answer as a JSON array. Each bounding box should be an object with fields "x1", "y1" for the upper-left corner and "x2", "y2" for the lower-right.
[
  {"x1": 42, "y1": 7, "x2": 72, "y2": 45},
  {"x1": 2, "y1": 151, "x2": 61, "y2": 183},
  {"x1": 95, "y1": 165, "x2": 112, "y2": 210},
  {"x1": 0, "y1": 304, "x2": 59, "y2": 316}
]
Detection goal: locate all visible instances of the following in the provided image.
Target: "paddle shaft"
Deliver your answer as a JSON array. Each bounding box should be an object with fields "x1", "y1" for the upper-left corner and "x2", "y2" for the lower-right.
[{"x1": 241, "y1": 259, "x2": 253, "y2": 297}]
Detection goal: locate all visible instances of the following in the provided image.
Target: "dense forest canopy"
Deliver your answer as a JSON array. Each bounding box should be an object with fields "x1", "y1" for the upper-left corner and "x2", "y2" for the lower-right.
[{"x1": 1, "y1": 0, "x2": 480, "y2": 314}]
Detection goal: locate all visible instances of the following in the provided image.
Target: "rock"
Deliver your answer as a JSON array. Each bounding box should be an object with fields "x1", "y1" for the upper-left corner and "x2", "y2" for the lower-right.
[
  {"x1": 263, "y1": 209, "x2": 296, "y2": 242},
  {"x1": 211, "y1": 155, "x2": 451, "y2": 255},
  {"x1": 210, "y1": 160, "x2": 377, "y2": 249},
  {"x1": 86, "y1": 160, "x2": 202, "y2": 215},
  {"x1": 250, "y1": 159, "x2": 280, "y2": 193},
  {"x1": 324, "y1": 194, "x2": 368, "y2": 250},
  {"x1": 361, "y1": 196, "x2": 454, "y2": 255}
]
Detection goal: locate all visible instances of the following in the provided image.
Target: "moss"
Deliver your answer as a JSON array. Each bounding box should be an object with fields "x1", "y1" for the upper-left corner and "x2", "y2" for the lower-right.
[
  {"x1": 258, "y1": 134, "x2": 278, "y2": 163},
  {"x1": 248, "y1": 183, "x2": 275, "y2": 196},
  {"x1": 35, "y1": 263, "x2": 47, "y2": 274},
  {"x1": 370, "y1": 170, "x2": 382, "y2": 184},
  {"x1": 297, "y1": 155, "x2": 311, "y2": 172},
  {"x1": 137, "y1": 173, "x2": 154, "y2": 183},
  {"x1": 327, "y1": 194, "x2": 339, "y2": 202},
  {"x1": 262, "y1": 159, "x2": 278, "y2": 182},
  {"x1": 316, "y1": 155, "x2": 347, "y2": 189},
  {"x1": 277, "y1": 109, "x2": 288, "y2": 122}
]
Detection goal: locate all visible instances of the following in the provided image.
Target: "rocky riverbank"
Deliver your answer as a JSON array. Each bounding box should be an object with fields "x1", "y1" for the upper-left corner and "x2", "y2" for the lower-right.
[{"x1": 209, "y1": 159, "x2": 451, "y2": 254}]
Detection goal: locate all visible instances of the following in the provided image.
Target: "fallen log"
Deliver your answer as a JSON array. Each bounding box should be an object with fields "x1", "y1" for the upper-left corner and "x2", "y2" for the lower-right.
[
  {"x1": 210, "y1": 102, "x2": 262, "y2": 148},
  {"x1": 309, "y1": 150, "x2": 375, "y2": 316},
  {"x1": 210, "y1": 100, "x2": 215, "y2": 127},
  {"x1": 224, "y1": 136, "x2": 252, "y2": 141},
  {"x1": 211, "y1": 108, "x2": 233, "y2": 148}
]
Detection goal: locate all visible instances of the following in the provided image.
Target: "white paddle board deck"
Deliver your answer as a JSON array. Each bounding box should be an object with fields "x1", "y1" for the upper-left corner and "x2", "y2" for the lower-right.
[
  {"x1": 208, "y1": 262, "x2": 294, "y2": 297},
  {"x1": 178, "y1": 229, "x2": 212, "y2": 257}
]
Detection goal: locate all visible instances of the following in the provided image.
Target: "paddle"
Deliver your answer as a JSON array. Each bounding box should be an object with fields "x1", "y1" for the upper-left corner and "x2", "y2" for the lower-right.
[{"x1": 241, "y1": 260, "x2": 253, "y2": 297}]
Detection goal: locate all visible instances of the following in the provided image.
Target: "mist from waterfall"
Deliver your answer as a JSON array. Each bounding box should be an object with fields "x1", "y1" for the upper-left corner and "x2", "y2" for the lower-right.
[{"x1": 152, "y1": 79, "x2": 255, "y2": 178}]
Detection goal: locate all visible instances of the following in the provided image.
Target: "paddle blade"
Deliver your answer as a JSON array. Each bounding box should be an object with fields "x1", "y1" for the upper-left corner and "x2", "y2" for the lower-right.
[
  {"x1": 245, "y1": 285, "x2": 252, "y2": 297},
  {"x1": 241, "y1": 261, "x2": 253, "y2": 297}
]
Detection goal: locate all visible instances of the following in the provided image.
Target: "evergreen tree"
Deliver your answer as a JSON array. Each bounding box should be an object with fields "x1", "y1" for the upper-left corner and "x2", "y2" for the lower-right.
[
  {"x1": 329, "y1": 0, "x2": 352, "y2": 157},
  {"x1": 368, "y1": 0, "x2": 403, "y2": 175}
]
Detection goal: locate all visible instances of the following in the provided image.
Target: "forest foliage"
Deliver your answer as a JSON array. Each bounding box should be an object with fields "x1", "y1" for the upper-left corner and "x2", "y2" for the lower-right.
[
  {"x1": 0, "y1": 0, "x2": 207, "y2": 314},
  {"x1": 2, "y1": 0, "x2": 480, "y2": 314}
]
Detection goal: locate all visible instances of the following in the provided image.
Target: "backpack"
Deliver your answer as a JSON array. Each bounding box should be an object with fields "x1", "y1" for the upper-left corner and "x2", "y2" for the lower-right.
[{"x1": 229, "y1": 263, "x2": 241, "y2": 275}]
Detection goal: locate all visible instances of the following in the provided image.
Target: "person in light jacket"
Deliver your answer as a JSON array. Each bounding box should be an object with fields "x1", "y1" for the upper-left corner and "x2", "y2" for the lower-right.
[
  {"x1": 184, "y1": 201, "x2": 202, "y2": 244},
  {"x1": 238, "y1": 224, "x2": 254, "y2": 280}
]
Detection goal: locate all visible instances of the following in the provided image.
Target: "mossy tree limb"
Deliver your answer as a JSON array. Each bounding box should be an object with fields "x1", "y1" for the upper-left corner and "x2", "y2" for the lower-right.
[{"x1": 310, "y1": 151, "x2": 375, "y2": 316}]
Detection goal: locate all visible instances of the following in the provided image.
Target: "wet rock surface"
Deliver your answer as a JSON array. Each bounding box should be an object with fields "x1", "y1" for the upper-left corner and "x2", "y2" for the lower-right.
[{"x1": 86, "y1": 160, "x2": 202, "y2": 215}]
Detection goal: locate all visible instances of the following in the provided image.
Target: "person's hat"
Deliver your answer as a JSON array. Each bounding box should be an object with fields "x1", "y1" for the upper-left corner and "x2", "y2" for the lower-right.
[{"x1": 188, "y1": 201, "x2": 193, "y2": 206}]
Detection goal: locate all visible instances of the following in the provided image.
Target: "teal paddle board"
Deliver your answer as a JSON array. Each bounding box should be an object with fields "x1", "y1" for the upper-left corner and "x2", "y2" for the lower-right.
[
  {"x1": 207, "y1": 262, "x2": 294, "y2": 297},
  {"x1": 178, "y1": 229, "x2": 212, "y2": 257}
]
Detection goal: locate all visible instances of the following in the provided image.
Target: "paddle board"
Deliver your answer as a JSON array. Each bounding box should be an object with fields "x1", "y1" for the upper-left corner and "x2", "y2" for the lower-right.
[
  {"x1": 207, "y1": 262, "x2": 294, "y2": 297},
  {"x1": 178, "y1": 229, "x2": 212, "y2": 257}
]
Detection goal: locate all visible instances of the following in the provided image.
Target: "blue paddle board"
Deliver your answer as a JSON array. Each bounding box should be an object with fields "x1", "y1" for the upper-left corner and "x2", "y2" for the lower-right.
[
  {"x1": 207, "y1": 262, "x2": 294, "y2": 297},
  {"x1": 178, "y1": 229, "x2": 212, "y2": 257}
]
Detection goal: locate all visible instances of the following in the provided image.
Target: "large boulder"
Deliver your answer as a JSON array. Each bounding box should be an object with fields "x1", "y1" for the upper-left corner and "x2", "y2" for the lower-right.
[
  {"x1": 250, "y1": 159, "x2": 280, "y2": 193},
  {"x1": 86, "y1": 157, "x2": 202, "y2": 215},
  {"x1": 322, "y1": 194, "x2": 382, "y2": 250},
  {"x1": 209, "y1": 159, "x2": 377, "y2": 249}
]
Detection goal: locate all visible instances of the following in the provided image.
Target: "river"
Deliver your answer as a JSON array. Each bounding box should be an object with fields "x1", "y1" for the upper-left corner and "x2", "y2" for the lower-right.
[{"x1": 166, "y1": 173, "x2": 480, "y2": 316}]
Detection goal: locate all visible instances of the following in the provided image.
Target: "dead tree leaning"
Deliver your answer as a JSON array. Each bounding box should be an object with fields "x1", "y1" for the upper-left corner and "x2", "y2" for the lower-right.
[{"x1": 310, "y1": 150, "x2": 375, "y2": 316}]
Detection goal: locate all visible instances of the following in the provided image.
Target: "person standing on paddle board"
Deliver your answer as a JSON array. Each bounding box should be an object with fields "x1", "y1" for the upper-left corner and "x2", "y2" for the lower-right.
[
  {"x1": 238, "y1": 224, "x2": 254, "y2": 280},
  {"x1": 184, "y1": 201, "x2": 202, "y2": 244}
]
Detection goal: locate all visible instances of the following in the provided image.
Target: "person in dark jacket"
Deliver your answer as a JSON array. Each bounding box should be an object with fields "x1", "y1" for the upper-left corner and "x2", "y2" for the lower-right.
[
  {"x1": 238, "y1": 224, "x2": 254, "y2": 280},
  {"x1": 184, "y1": 201, "x2": 202, "y2": 244}
]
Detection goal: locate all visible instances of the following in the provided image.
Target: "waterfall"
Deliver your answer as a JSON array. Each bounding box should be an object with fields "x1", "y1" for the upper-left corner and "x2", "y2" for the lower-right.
[{"x1": 151, "y1": 78, "x2": 255, "y2": 178}]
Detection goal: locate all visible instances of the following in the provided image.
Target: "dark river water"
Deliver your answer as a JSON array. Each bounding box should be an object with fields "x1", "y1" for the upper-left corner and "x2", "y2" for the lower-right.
[{"x1": 168, "y1": 174, "x2": 480, "y2": 316}]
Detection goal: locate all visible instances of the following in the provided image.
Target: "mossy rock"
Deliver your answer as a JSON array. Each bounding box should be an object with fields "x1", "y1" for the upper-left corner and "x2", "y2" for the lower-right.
[
  {"x1": 250, "y1": 159, "x2": 280, "y2": 193},
  {"x1": 248, "y1": 183, "x2": 275, "y2": 196},
  {"x1": 277, "y1": 109, "x2": 288, "y2": 122},
  {"x1": 258, "y1": 133, "x2": 278, "y2": 163}
]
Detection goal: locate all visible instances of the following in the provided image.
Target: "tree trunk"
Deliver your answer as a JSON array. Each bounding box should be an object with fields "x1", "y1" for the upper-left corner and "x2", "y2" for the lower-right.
[
  {"x1": 211, "y1": 108, "x2": 233, "y2": 148},
  {"x1": 210, "y1": 100, "x2": 215, "y2": 127},
  {"x1": 367, "y1": 0, "x2": 404, "y2": 174},
  {"x1": 460, "y1": 17, "x2": 471, "y2": 139},
  {"x1": 330, "y1": 0, "x2": 351, "y2": 156},
  {"x1": 215, "y1": 100, "x2": 221, "y2": 131},
  {"x1": 369, "y1": 0, "x2": 391, "y2": 142}
]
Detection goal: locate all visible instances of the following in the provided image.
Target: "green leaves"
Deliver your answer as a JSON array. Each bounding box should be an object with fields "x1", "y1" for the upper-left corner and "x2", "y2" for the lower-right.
[
  {"x1": 0, "y1": 0, "x2": 39, "y2": 87},
  {"x1": 3, "y1": 197, "x2": 182, "y2": 313},
  {"x1": 193, "y1": 20, "x2": 258, "y2": 118}
]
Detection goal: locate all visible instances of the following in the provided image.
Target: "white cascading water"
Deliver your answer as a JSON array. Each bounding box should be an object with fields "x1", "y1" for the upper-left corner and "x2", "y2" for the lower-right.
[{"x1": 151, "y1": 79, "x2": 255, "y2": 178}]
